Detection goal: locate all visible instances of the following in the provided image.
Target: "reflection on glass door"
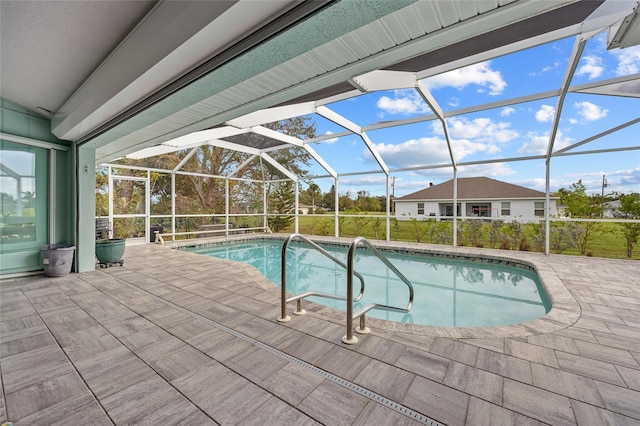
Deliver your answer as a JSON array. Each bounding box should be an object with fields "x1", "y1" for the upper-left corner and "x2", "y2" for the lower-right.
[{"x1": 0, "y1": 140, "x2": 48, "y2": 272}]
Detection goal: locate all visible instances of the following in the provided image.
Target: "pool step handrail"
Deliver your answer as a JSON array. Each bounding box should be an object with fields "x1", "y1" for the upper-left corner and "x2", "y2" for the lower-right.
[
  {"x1": 343, "y1": 236, "x2": 414, "y2": 344},
  {"x1": 278, "y1": 233, "x2": 365, "y2": 323}
]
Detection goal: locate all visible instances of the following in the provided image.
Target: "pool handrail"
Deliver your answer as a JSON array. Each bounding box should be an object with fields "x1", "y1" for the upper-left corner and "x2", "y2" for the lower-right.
[
  {"x1": 343, "y1": 236, "x2": 414, "y2": 344},
  {"x1": 278, "y1": 233, "x2": 365, "y2": 323}
]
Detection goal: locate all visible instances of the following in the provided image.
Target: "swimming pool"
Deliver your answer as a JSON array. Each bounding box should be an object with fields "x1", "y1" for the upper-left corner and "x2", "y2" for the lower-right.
[{"x1": 182, "y1": 238, "x2": 551, "y2": 327}]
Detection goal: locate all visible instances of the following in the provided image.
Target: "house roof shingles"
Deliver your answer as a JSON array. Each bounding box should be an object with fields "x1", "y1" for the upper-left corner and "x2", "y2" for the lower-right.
[{"x1": 396, "y1": 177, "x2": 550, "y2": 201}]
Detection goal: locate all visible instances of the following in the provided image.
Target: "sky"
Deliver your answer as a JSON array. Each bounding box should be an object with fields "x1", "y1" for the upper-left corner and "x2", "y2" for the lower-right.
[{"x1": 298, "y1": 30, "x2": 640, "y2": 199}]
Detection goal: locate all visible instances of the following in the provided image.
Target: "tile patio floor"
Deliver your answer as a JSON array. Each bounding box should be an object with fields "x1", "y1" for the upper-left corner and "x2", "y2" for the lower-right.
[{"x1": 1, "y1": 237, "x2": 639, "y2": 425}]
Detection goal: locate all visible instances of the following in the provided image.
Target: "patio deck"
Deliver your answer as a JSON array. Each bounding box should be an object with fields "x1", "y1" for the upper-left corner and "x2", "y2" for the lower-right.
[{"x1": 1, "y1": 239, "x2": 639, "y2": 425}]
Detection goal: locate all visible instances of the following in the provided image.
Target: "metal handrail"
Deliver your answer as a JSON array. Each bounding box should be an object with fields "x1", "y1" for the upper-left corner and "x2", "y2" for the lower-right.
[
  {"x1": 343, "y1": 236, "x2": 414, "y2": 344},
  {"x1": 278, "y1": 234, "x2": 365, "y2": 323}
]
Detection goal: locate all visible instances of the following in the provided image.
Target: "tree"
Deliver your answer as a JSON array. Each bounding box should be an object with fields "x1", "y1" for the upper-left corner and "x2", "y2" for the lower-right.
[
  {"x1": 560, "y1": 180, "x2": 603, "y2": 255},
  {"x1": 102, "y1": 117, "x2": 316, "y2": 224},
  {"x1": 549, "y1": 222, "x2": 583, "y2": 254},
  {"x1": 21, "y1": 191, "x2": 36, "y2": 210},
  {"x1": 322, "y1": 185, "x2": 336, "y2": 210},
  {"x1": 306, "y1": 183, "x2": 321, "y2": 213},
  {"x1": 339, "y1": 191, "x2": 355, "y2": 211},
  {"x1": 1, "y1": 192, "x2": 17, "y2": 216},
  {"x1": 268, "y1": 182, "x2": 295, "y2": 232},
  {"x1": 617, "y1": 192, "x2": 640, "y2": 257},
  {"x1": 464, "y1": 219, "x2": 484, "y2": 247}
]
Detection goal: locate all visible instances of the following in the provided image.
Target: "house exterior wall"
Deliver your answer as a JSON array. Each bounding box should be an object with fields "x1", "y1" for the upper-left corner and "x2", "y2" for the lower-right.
[
  {"x1": 395, "y1": 198, "x2": 558, "y2": 222},
  {"x1": 1, "y1": 98, "x2": 74, "y2": 276}
]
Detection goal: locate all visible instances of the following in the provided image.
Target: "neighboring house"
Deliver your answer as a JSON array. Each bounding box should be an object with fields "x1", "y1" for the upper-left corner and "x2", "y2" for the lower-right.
[
  {"x1": 603, "y1": 199, "x2": 621, "y2": 218},
  {"x1": 298, "y1": 203, "x2": 312, "y2": 214},
  {"x1": 394, "y1": 177, "x2": 558, "y2": 222}
]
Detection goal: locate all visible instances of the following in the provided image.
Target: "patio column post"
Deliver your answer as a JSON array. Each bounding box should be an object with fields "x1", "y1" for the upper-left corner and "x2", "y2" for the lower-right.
[
  {"x1": 108, "y1": 165, "x2": 113, "y2": 235},
  {"x1": 145, "y1": 170, "x2": 150, "y2": 243},
  {"x1": 545, "y1": 161, "x2": 551, "y2": 255},
  {"x1": 294, "y1": 180, "x2": 299, "y2": 234},
  {"x1": 263, "y1": 180, "x2": 267, "y2": 231},
  {"x1": 171, "y1": 172, "x2": 176, "y2": 241},
  {"x1": 225, "y1": 178, "x2": 230, "y2": 236},
  {"x1": 334, "y1": 177, "x2": 339, "y2": 237},
  {"x1": 453, "y1": 169, "x2": 458, "y2": 247},
  {"x1": 386, "y1": 174, "x2": 390, "y2": 241},
  {"x1": 76, "y1": 144, "x2": 96, "y2": 272}
]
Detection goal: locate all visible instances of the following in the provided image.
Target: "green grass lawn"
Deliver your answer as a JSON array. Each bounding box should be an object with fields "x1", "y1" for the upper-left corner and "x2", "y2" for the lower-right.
[{"x1": 286, "y1": 214, "x2": 639, "y2": 260}]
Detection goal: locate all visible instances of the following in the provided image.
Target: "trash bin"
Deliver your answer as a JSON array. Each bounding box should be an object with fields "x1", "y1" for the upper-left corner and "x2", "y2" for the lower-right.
[
  {"x1": 150, "y1": 225, "x2": 163, "y2": 242},
  {"x1": 41, "y1": 244, "x2": 75, "y2": 277}
]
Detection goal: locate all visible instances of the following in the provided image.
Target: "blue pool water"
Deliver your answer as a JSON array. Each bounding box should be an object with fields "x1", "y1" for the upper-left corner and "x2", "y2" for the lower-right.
[{"x1": 183, "y1": 239, "x2": 551, "y2": 327}]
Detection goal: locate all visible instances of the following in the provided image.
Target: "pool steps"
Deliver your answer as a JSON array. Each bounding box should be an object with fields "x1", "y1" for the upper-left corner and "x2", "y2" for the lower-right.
[{"x1": 279, "y1": 234, "x2": 414, "y2": 345}]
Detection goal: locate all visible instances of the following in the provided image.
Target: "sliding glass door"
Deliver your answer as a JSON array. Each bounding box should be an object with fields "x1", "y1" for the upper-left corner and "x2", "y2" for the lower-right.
[{"x1": 0, "y1": 140, "x2": 49, "y2": 274}]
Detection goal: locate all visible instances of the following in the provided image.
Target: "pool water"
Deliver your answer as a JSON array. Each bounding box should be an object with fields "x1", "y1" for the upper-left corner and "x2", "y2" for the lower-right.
[{"x1": 183, "y1": 239, "x2": 551, "y2": 327}]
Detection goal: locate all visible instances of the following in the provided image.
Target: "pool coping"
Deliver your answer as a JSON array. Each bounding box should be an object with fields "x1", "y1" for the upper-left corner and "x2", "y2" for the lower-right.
[{"x1": 168, "y1": 233, "x2": 581, "y2": 339}]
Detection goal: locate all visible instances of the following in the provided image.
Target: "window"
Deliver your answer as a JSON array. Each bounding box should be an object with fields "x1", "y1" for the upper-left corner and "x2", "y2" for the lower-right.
[
  {"x1": 471, "y1": 204, "x2": 491, "y2": 217},
  {"x1": 0, "y1": 140, "x2": 48, "y2": 249},
  {"x1": 444, "y1": 204, "x2": 461, "y2": 217},
  {"x1": 535, "y1": 201, "x2": 545, "y2": 217},
  {"x1": 417, "y1": 202, "x2": 424, "y2": 215},
  {"x1": 501, "y1": 202, "x2": 510, "y2": 216}
]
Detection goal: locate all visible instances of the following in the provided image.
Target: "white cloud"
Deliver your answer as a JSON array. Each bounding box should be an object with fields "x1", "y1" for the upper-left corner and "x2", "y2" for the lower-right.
[
  {"x1": 543, "y1": 60, "x2": 561, "y2": 73},
  {"x1": 376, "y1": 89, "x2": 430, "y2": 115},
  {"x1": 323, "y1": 131, "x2": 339, "y2": 144},
  {"x1": 535, "y1": 104, "x2": 555, "y2": 122},
  {"x1": 500, "y1": 107, "x2": 515, "y2": 117},
  {"x1": 368, "y1": 137, "x2": 452, "y2": 168},
  {"x1": 432, "y1": 117, "x2": 519, "y2": 144},
  {"x1": 610, "y1": 45, "x2": 640, "y2": 76},
  {"x1": 518, "y1": 130, "x2": 572, "y2": 155},
  {"x1": 574, "y1": 101, "x2": 608, "y2": 121},
  {"x1": 552, "y1": 168, "x2": 640, "y2": 194},
  {"x1": 451, "y1": 138, "x2": 491, "y2": 158},
  {"x1": 529, "y1": 60, "x2": 561, "y2": 76},
  {"x1": 423, "y1": 61, "x2": 507, "y2": 96},
  {"x1": 457, "y1": 163, "x2": 515, "y2": 177},
  {"x1": 365, "y1": 132, "x2": 509, "y2": 169},
  {"x1": 576, "y1": 55, "x2": 604, "y2": 79},
  {"x1": 516, "y1": 177, "x2": 552, "y2": 192},
  {"x1": 340, "y1": 175, "x2": 387, "y2": 187}
]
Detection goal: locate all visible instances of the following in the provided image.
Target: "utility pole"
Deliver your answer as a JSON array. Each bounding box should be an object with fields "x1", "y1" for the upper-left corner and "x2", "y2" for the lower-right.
[{"x1": 601, "y1": 174, "x2": 608, "y2": 218}]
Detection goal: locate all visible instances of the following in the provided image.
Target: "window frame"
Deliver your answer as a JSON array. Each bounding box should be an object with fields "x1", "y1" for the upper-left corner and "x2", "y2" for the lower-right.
[{"x1": 501, "y1": 201, "x2": 511, "y2": 216}]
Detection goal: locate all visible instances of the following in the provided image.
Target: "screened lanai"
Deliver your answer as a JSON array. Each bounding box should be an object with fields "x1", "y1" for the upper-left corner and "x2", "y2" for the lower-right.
[{"x1": 101, "y1": 4, "x2": 640, "y2": 255}]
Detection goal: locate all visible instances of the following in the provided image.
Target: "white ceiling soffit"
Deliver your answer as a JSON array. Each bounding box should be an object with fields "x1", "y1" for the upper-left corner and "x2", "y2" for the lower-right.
[
  {"x1": 94, "y1": 0, "x2": 588, "y2": 163},
  {"x1": 0, "y1": 0, "x2": 156, "y2": 118},
  {"x1": 53, "y1": 0, "x2": 300, "y2": 142},
  {"x1": 226, "y1": 102, "x2": 317, "y2": 128}
]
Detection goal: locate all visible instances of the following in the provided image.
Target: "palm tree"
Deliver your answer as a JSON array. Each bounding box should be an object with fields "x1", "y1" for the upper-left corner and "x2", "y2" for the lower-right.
[{"x1": 21, "y1": 191, "x2": 35, "y2": 209}]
